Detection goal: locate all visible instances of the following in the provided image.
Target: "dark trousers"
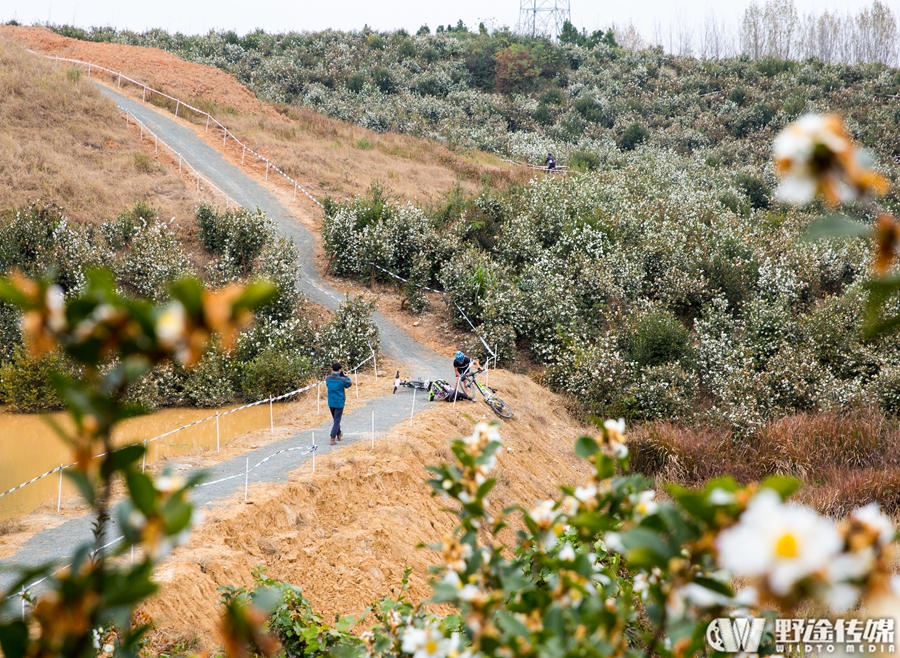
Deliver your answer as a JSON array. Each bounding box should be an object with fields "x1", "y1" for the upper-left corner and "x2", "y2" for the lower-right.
[{"x1": 329, "y1": 406, "x2": 344, "y2": 437}]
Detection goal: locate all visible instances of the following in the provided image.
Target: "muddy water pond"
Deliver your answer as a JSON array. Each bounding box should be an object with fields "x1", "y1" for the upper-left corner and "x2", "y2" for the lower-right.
[{"x1": 0, "y1": 402, "x2": 288, "y2": 519}]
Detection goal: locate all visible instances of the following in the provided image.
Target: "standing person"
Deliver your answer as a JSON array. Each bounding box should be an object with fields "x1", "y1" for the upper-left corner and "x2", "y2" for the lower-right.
[
  {"x1": 545, "y1": 152, "x2": 556, "y2": 170},
  {"x1": 326, "y1": 362, "x2": 352, "y2": 445}
]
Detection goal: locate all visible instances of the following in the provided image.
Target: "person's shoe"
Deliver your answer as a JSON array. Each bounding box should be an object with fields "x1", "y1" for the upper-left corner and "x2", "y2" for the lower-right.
[
  {"x1": 337, "y1": 432, "x2": 343, "y2": 442},
  {"x1": 330, "y1": 437, "x2": 336, "y2": 445}
]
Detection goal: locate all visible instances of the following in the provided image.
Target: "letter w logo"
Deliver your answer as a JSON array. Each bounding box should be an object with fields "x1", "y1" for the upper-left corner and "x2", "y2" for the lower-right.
[{"x1": 706, "y1": 618, "x2": 766, "y2": 652}]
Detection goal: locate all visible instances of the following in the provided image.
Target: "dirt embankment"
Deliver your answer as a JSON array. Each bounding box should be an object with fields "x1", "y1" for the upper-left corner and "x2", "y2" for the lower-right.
[{"x1": 142, "y1": 371, "x2": 594, "y2": 650}]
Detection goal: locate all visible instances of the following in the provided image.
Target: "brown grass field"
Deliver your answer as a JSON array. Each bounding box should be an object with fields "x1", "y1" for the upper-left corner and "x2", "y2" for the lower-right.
[
  {"x1": 0, "y1": 38, "x2": 200, "y2": 226},
  {"x1": 631, "y1": 408, "x2": 900, "y2": 517}
]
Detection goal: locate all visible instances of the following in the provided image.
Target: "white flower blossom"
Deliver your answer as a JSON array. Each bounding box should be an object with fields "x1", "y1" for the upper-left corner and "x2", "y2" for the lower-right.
[{"x1": 716, "y1": 489, "x2": 842, "y2": 596}]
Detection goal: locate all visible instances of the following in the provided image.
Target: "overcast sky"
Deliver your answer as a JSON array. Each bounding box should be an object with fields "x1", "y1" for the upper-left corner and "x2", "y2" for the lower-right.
[{"x1": 2, "y1": 0, "x2": 897, "y2": 42}]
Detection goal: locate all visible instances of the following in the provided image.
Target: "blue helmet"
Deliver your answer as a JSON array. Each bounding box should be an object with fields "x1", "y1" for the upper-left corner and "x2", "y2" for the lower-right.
[{"x1": 454, "y1": 350, "x2": 465, "y2": 362}]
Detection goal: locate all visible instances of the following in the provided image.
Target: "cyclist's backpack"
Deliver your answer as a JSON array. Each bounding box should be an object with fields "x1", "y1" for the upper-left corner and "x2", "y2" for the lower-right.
[{"x1": 429, "y1": 379, "x2": 453, "y2": 401}]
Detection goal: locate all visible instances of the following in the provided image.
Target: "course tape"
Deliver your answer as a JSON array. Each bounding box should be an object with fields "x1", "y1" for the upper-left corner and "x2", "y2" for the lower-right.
[
  {"x1": 33, "y1": 51, "x2": 323, "y2": 210},
  {"x1": 0, "y1": 356, "x2": 371, "y2": 500},
  {"x1": 368, "y1": 262, "x2": 497, "y2": 359},
  {"x1": 17, "y1": 440, "x2": 323, "y2": 598},
  {"x1": 118, "y1": 107, "x2": 239, "y2": 209},
  {"x1": 197, "y1": 444, "x2": 317, "y2": 488}
]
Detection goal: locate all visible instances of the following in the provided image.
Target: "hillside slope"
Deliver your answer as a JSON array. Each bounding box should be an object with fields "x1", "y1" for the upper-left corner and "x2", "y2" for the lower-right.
[
  {"x1": 140, "y1": 371, "x2": 593, "y2": 651},
  {"x1": 0, "y1": 26, "x2": 522, "y2": 206},
  {"x1": 0, "y1": 38, "x2": 198, "y2": 224}
]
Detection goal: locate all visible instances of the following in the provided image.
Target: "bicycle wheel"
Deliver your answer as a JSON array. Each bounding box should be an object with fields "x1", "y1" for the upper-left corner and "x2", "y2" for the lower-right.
[{"x1": 487, "y1": 397, "x2": 513, "y2": 419}]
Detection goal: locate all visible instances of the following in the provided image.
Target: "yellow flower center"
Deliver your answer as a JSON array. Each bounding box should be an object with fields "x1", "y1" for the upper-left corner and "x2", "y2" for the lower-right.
[
  {"x1": 426, "y1": 639, "x2": 439, "y2": 654},
  {"x1": 775, "y1": 533, "x2": 799, "y2": 558}
]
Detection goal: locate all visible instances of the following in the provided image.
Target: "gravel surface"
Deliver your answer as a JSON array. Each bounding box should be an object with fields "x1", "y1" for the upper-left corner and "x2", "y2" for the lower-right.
[{"x1": 0, "y1": 85, "x2": 448, "y2": 592}]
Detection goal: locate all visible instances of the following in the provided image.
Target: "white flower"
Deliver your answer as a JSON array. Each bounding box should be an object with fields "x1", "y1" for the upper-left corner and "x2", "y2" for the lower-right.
[
  {"x1": 401, "y1": 626, "x2": 450, "y2": 658},
  {"x1": 716, "y1": 489, "x2": 842, "y2": 596},
  {"x1": 824, "y1": 582, "x2": 861, "y2": 613},
  {"x1": 458, "y1": 584, "x2": 483, "y2": 603},
  {"x1": 574, "y1": 485, "x2": 597, "y2": 503},
  {"x1": 603, "y1": 531, "x2": 625, "y2": 554},
  {"x1": 852, "y1": 503, "x2": 895, "y2": 546},
  {"x1": 559, "y1": 496, "x2": 578, "y2": 517},
  {"x1": 733, "y1": 587, "x2": 759, "y2": 607},
  {"x1": 604, "y1": 418, "x2": 625, "y2": 439},
  {"x1": 708, "y1": 488, "x2": 735, "y2": 505},
  {"x1": 154, "y1": 474, "x2": 185, "y2": 493},
  {"x1": 529, "y1": 500, "x2": 558, "y2": 527},
  {"x1": 45, "y1": 285, "x2": 66, "y2": 332},
  {"x1": 559, "y1": 543, "x2": 576, "y2": 562},
  {"x1": 828, "y1": 548, "x2": 875, "y2": 582},
  {"x1": 102, "y1": 644, "x2": 115, "y2": 653},
  {"x1": 156, "y1": 302, "x2": 187, "y2": 349},
  {"x1": 632, "y1": 490, "x2": 658, "y2": 518}
]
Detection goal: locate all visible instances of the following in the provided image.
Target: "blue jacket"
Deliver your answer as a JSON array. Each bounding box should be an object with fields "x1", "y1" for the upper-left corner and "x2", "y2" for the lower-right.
[{"x1": 325, "y1": 372, "x2": 352, "y2": 408}]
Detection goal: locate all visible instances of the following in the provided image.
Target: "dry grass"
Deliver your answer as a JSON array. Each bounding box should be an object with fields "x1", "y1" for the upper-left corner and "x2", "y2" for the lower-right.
[
  {"x1": 630, "y1": 408, "x2": 900, "y2": 516},
  {"x1": 0, "y1": 38, "x2": 199, "y2": 226},
  {"x1": 0, "y1": 518, "x2": 24, "y2": 536}
]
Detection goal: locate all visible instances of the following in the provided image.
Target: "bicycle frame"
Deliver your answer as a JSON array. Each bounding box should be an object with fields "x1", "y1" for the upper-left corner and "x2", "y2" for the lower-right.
[{"x1": 462, "y1": 371, "x2": 492, "y2": 401}]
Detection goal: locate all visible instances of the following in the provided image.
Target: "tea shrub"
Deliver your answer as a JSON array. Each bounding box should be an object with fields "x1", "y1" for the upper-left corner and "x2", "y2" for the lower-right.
[
  {"x1": 0, "y1": 347, "x2": 71, "y2": 411},
  {"x1": 239, "y1": 348, "x2": 312, "y2": 399}
]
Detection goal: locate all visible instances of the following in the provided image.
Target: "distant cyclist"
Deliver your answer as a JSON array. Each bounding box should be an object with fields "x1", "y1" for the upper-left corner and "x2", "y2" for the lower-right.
[
  {"x1": 545, "y1": 152, "x2": 556, "y2": 170},
  {"x1": 452, "y1": 350, "x2": 480, "y2": 394}
]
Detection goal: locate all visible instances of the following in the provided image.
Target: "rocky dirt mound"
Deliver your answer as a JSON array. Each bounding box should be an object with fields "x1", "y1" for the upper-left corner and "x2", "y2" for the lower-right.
[{"x1": 142, "y1": 370, "x2": 594, "y2": 650}]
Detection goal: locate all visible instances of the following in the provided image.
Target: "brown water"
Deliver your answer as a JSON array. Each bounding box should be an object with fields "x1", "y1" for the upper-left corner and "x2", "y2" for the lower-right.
[{"x1": 0, "y1": 402, "x2": 289, "y2": 519}]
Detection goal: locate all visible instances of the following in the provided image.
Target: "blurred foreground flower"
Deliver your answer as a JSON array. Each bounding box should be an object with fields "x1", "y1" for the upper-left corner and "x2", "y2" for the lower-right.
[{"x1": 774, "y1": 114, "x2": 888, "y2": 206}]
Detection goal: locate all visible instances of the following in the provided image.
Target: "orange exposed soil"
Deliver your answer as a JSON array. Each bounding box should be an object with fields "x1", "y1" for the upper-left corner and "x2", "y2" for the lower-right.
[
  {"x1": 0, "y1": 26, "x2": 272, "y2": 118},
  {"x1": 141, "y1": 371, "x2": 594, "y2": 651}
]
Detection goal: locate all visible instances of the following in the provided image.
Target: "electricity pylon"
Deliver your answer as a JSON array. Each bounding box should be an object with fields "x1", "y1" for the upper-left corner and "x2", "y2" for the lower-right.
[{"x1": 516, "y1": 0, "x2": 571, "y2": 40}]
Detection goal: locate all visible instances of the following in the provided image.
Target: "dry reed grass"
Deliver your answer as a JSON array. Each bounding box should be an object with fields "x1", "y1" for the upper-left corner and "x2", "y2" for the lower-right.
[
  {"x1": 630, "y1": 408, "x2": 900, "y2": 516},
  {"x1": 0, "y1": 38, "x2": 200, "y2": 226}
]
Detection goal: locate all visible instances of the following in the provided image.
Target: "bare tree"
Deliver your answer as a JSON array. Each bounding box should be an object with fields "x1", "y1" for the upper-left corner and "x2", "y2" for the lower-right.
[
  {"x1": 855, "y1": 1, "x2": 898, "y2": 65},
  {"x1": 612, "y1": 21, "x2": 647, "y2": 51},
  {"x1": 674, "y1": 11, "x2": 696, "y2": 56},
  {"x1": 740, "y1": 2, "x2": 765, "y2": 58},
  {"x1": 701, "y1": 11, "x2": 731, "y2": 60},
  {"x1": 763, "y1": 0, "x2": 798, "y2": 58}
]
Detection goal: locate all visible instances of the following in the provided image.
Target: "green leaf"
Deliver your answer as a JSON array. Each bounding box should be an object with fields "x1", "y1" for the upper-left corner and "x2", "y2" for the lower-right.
[
  {"x1": 804, "y1": 214, "x2": 871, "y2": 241},
  {"x1": 0, "y1": 280, "x2": 32, "y2": 308},
  {"x1": 760, "y1": 475, "x2": 801, "y2": 501},
  {"x1": 0, "y1": 621, "x2": 29, "y2": 658},
  {"x1": 162, "y1": 500, "x2": 194, "y2": 535},
  {"x1": 475, "y1": 477, "x2": 496, "y2": 499},
  {"x1": 574, "y1": 435, "x2": 600, "y2": 459},
  {"x1": 64, "y1": 469, "x2": 96, "y2": 506},
  {"x1": 620, "y1": 527, "x2": 675, "y2": 566},
  {"x1": 102, "y1": 443, "x2": 146, "y2": 480},
  {"x1": 126, "y1": 472, "x2": 157, "y2": 516},
  {"x1": 693, "y1": 576, "x2": 734, "y2": 598},
  {"x1": 234, "y1": 279, "x2": 278, "y2": 311}
]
